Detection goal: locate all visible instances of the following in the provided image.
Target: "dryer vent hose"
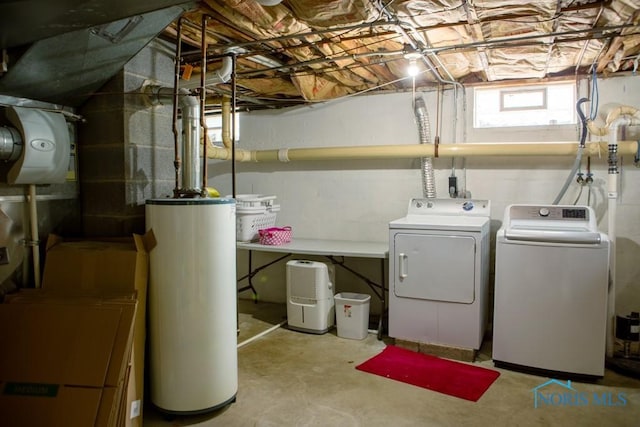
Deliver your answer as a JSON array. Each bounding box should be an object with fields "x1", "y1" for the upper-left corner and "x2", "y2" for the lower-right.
[{"x1": 414, "y1": 96, "x2": 436, "y2": 198}]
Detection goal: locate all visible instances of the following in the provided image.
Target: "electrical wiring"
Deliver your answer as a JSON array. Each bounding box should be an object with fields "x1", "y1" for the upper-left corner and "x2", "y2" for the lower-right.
[{"x1": 590, "y1": 66, "x2": 599, "y2": 120}]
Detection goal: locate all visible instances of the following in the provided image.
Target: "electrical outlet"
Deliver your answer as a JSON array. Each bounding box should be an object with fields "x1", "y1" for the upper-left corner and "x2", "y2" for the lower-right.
[{"x1": 0, "y1": 247, "x2": 9, "y2": 265}]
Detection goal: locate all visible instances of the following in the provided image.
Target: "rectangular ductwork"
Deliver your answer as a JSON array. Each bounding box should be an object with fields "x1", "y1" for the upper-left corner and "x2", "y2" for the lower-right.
[{"x1": 0, "y1": 3, "x2": 192, "y2": 107}]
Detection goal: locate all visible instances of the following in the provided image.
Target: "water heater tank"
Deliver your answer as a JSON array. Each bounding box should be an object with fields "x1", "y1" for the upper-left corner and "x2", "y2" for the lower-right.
[
  {"x1": 146, "y1": 197, "x2": 238, "y2": 414},
  {"x1": 3, "y1": 106, "x2": 70, "y2": 184}
]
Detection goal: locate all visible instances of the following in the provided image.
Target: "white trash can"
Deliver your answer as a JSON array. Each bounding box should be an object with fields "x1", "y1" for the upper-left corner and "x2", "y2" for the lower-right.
[{"x1": 334, "y1": 292, "x2": 371, "y2": 340}]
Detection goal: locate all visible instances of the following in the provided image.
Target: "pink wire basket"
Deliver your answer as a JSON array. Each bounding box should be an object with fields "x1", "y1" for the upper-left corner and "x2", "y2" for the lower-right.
[{"x1": 258, "y1": 226, "x2": 292, "y2": 246}]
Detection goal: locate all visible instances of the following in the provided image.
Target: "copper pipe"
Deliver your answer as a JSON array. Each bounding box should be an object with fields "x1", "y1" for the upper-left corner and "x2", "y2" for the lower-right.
[
  {"x1": 172, "y1": 16, "x2": 183, "y2": 197},
  {"x1": 201, "y1": 14, "x2": 209, "y2": 194}
]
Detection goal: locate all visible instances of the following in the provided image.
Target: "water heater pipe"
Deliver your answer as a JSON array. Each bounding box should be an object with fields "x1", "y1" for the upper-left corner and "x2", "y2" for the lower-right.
[
  {"x1": 205, "y1": 140, "x2": 638, "y2": 162},
  {"x1": 143, "y1": 85, "x2": 202, "y2": 193}
]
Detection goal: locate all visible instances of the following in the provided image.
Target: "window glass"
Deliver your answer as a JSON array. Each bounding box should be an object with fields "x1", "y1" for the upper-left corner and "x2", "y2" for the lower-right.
[{"x1": 474, "y1": 82, "x2": 575, "y2": 128}]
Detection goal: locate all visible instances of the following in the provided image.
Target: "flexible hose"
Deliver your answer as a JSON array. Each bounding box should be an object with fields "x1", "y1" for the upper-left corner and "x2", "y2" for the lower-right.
[
  {"x1": 414, "y1": 96, "x2": 436, "y2": 198},
  {"x1": 552, "y1": 98, "x2": 589, "y2": 205}
]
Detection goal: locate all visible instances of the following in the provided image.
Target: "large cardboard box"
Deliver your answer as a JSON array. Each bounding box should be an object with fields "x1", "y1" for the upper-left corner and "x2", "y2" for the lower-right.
[
  {"x1": 41, "y1": 233, "x2": 154, "y2": 427},
  {"x1": 0, "y1": 296, "x2": 136, "y2": 427}
]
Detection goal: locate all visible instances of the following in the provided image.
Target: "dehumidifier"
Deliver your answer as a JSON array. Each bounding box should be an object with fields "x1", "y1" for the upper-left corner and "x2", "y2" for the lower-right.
[{"x1": 286, "y1": 260, "x2": 335, "y2": 334}]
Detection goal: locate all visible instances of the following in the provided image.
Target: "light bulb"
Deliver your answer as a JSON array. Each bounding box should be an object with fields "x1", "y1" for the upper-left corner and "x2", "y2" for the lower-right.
[{"x1": 407, "y1": 59, "x2": 419, "y2": 77}]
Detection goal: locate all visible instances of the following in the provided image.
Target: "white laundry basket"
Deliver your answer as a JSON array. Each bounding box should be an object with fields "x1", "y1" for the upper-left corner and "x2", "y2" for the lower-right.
[
  {"x1": 232, "y1": 194, "x2": 280, "y2": 242},
  {"x1": 334, "y1": 292, "x2": 371, "y2": 340}
]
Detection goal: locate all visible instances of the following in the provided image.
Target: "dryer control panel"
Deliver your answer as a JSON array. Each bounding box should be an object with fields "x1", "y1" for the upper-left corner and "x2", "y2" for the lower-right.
[{"x1": 408, "y1": 198, "x2": 491, "y2": 217}]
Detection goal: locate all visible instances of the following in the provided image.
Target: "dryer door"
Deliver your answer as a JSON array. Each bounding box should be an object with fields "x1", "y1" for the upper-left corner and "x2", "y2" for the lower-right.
[{"x1": 393, "y1": 232, "x2": 476, "y2": 303}]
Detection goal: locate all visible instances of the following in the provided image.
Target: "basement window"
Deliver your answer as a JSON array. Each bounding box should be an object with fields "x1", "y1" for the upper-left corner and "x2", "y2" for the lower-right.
[
  {"x1": 205, "y1": 114, "x2": 239, "y2": 145},
  {"x1": 474, "y1": 82, "x2": 575, "y2": 128}
]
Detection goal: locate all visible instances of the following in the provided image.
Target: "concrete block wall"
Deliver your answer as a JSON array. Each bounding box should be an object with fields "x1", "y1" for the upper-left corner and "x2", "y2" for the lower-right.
[
  {"x1": 222, "y1": 74, "x2": 640, "y2": 319},
  {"x1": 78, "y1": 39, "x2": 175, "y2": 236}
]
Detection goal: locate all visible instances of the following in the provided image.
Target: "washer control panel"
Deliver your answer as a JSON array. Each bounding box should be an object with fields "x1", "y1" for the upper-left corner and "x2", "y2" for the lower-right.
[
  {"x1": 503, "y1": 204, "x2": 601, "y2": 242},
  {"x1": 509, "y1": 205, "x2": 589, "y2": 221}
]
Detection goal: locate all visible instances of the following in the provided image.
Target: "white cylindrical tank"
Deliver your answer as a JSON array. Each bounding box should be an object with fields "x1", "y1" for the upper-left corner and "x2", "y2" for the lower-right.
[{"x1": 146, "y1": 197, "x2": 237, "y2": 414}]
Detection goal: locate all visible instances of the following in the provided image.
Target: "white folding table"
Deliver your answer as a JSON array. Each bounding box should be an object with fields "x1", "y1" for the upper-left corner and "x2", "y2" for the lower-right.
[{"x1": 236, "y1": 238, "x2": 388, "y2": 339}]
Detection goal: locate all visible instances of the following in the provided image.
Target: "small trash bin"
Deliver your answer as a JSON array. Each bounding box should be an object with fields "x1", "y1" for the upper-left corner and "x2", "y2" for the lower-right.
[{"x1": 334, "y1": 292, "x2": 371, "y2": 340}]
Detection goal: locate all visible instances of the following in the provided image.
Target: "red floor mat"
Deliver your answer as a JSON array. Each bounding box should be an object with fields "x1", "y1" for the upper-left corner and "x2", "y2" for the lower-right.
[{"x1": 355, "y1": 345, "x2": 500, "y2": 402}]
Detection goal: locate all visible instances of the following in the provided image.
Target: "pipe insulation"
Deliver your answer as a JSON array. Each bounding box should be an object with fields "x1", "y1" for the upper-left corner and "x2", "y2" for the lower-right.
[
  {"x1": 222, "y1": 96, "x2": 232, "y2": 149},
  {"x1": 414, "y1": 96, "x2": 436, "y2": 198},
  {"x1": 206, "y1": 140, "x2": 638, "y2": 162},
  {"x1": 587, "y1": 105, "x2": 640, "y2": 136}
]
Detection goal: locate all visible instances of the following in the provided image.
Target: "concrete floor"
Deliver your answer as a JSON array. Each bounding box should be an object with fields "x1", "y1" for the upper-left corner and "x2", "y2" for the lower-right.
[{"x1": 144, "y1": 301, "x2": 640, "y2": 427}]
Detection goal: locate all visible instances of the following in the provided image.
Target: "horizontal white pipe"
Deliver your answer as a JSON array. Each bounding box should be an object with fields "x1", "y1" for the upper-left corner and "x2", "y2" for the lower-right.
[
  {"x1": 206, "y1": 140, "x2": 638, "y2": 162},
  {"x1": 237, "y1": 320, "x2": 287, "y2": 349}
]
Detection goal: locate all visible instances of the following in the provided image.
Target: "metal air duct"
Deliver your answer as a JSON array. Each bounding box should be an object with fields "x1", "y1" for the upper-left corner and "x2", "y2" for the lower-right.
[{"x1": 414, "y1": 96, "x2": 436, "y2": 198}]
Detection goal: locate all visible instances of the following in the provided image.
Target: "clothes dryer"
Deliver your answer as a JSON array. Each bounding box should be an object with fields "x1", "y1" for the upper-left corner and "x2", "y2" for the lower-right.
[{"x1": 388, "y1": 199, "x2": 491, "y2": 350}]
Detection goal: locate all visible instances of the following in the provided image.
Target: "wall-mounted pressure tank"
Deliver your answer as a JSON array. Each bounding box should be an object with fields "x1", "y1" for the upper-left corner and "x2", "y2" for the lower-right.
[{"x1": 1, "y1": 106, "x2": 70, "y2": 185}]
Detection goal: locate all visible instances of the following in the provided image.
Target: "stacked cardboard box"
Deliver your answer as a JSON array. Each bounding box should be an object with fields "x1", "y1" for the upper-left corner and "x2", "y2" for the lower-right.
[
  {"x1": 0, "y1": 291, "x2": 136, "y2": 426},
  {"x1": 0, "y1": 232, "x2": 153, "y2": 427}
]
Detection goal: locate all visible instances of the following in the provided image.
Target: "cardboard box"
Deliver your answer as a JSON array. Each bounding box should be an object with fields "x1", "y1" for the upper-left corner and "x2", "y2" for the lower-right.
[
  {"x1": 41, "y1": 232, "x2": 154, "y2": 427},
  {"x1": 0, "y1": 297, "x2": 135, "y2": 427}
]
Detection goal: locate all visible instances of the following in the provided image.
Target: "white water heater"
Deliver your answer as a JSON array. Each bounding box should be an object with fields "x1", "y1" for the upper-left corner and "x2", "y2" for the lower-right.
[
  {"x1": 146, "y1": 197, "x2": 237, "y2": 414},
  {"x1": 286, "y1": 260, "x2": 335, "y2": 334}
]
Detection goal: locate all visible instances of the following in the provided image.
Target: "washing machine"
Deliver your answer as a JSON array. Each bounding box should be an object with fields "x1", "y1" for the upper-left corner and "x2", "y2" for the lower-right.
[
  {"x1": 492, "y1": 204, "x2": 609, "y2": 378},
  {"x1": 388, "y1": 198, "x2": 491, "y2": 351}
]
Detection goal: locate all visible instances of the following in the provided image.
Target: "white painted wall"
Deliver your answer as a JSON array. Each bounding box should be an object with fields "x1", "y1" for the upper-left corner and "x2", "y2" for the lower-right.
[{"x1": 210, "y1": 75, "x2": 640, "y2": 320}]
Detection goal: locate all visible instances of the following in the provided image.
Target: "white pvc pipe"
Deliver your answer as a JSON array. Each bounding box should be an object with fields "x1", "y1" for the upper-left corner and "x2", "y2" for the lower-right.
[
  {"x1": 179, "y1": 56, "x2": 233, "y2": 90},
  {"x1": 606, "y1": 178, "x2": 617, "y2": 358},
  {"x1": 605, "y1": 116, "x2": 632, "y2": 358},
  {"x1": 206, "y1": 140, "x2": 638, "y2": 162},
  {"x1": 587, "y1": 105, "x2": 640, "y2": 136},
  {"x1": 237, "y1": 320, "x2": 287, "y2": 349},
  {"x1": 28, "y1": 184, "x2": 40, "y2": 288}
]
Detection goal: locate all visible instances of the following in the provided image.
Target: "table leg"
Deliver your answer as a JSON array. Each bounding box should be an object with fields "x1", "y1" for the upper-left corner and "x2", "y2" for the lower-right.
[
  {"x1": 237, "y1": 251, "x2": 292, "y2": 302},
  {"x1": 378, "y1": 258, "x2": 386, "y2": 340}
]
